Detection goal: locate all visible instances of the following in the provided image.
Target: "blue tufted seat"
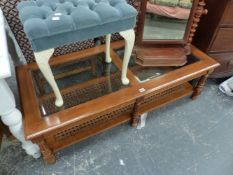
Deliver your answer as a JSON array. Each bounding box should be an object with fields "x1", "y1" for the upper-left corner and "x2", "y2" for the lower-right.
[{"x1": 17, "y1": 0, "x2": 137, "y2": 52}]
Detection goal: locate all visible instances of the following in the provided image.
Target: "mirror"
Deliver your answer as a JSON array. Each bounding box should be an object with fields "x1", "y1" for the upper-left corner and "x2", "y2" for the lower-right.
[
  {"x1": 134, "y1": 0, "x2": 207, "y2": 67},
  {"x1": 142, "y1": 0, "x2": 193, "y2": 40}
]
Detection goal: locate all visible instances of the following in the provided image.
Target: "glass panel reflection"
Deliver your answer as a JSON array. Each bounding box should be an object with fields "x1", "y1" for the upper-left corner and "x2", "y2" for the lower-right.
[
  {"x1": 31, "y1": 49, "x2": 199, "y2": 117},
  {"x1": 143, "y1": 0, "x2": 193, "y2": 40},
  {"x1": 32, "y1": 53, "x2": 128, "y2": 117},
  {"x1": 116, "y1": 49, "x2": 199, "y2": 83}
]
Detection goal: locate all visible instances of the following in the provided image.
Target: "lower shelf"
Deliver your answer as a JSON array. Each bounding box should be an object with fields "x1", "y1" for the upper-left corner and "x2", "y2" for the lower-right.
[
  {"x1": 139, "y1": 82, "x2": 193, "y2": 114},
  {"x1": 44, "y1": 82, "x2": 193, "y2": 152},
  {"x1": 50, "y1": 114, "x2": 131, "y2": 151}
]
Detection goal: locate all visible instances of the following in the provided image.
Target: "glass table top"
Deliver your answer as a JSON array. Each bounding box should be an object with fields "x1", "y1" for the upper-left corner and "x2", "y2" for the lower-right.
[
  {"x1": 116, "y1": 49, "x2": 199, "y2": 83},
  {"x1": 31, "y1": 50, "x2": 199, "y2": 117}
]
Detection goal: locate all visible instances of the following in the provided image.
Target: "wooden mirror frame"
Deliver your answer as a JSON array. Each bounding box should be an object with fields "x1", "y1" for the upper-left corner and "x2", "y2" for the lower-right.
[{"x1": 134, "y1": 0, "x2": 207, "y2": 66}]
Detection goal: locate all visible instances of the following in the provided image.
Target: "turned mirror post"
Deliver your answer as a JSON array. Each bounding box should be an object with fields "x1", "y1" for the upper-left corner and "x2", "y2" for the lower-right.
[{"x1": 134, "y1": 0, "x2": 207, "y2": 67}]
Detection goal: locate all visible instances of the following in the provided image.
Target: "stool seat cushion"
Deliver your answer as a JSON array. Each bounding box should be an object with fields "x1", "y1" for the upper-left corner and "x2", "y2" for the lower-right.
[{"x1": 17, "y1": 0, "x2": 137, "y2": 52}]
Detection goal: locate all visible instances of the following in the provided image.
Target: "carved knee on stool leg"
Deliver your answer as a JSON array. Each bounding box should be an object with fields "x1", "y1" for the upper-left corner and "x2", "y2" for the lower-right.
[
  {"x1": 34, "y1": 49, "x2": 64, "y2": 107},
  {"x1": 119, "y1": 29, "x2": 135, "y2": 85}
]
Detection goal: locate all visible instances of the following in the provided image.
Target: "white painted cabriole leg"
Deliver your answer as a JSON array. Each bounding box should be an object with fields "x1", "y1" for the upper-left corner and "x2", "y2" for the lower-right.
[
  {"x1": 34, "y1": 49, "x2": 63, "y2": 107},
  {"x1": 105, "y1": 34, "x2": 112, "y2": 63},
  {"x1": 119, "y1": 29, "x2": 135, "y2": 85},
  {"x1": 0, "y1": 79, "x2": 40, "y2": 158}
]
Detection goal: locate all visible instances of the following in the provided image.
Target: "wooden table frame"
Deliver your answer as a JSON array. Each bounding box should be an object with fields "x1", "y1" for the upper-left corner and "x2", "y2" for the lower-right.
[{"x1": 16, "y1": 40, "x2": 219, "y2": 164}]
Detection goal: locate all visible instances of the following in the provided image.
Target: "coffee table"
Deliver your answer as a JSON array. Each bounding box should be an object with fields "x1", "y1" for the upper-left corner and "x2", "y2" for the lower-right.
[{"x1": 16, "y1": 40, "x2": 219, "y2": 164}]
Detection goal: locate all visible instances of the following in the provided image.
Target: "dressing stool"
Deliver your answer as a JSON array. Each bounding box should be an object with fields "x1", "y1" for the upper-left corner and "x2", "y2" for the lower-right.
[{"x1": 17, "y1": 0, "x2": 137, "y2": 107}]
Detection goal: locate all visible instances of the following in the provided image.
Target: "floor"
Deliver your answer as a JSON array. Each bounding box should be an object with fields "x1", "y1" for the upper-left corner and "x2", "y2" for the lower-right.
[{"x1": 1, "y1": 78, "x2": 233, "y2": 175}]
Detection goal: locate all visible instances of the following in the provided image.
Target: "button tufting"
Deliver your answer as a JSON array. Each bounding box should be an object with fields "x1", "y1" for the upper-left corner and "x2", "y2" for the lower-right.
[
  {"x1": 89, "y1": 4, "x2": 94, "y2": 10},
  {"x1": 51, "y1": 5, "x2": 57, "y2": 11}
]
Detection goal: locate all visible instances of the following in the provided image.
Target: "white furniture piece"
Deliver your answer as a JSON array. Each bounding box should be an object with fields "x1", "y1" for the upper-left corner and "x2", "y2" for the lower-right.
[
  {"x1": 0, "y1": 9, "x2": 40, "y2": 158},
  {"x1": 219, "y1": 76, "x2": 233, "y2": 96}
]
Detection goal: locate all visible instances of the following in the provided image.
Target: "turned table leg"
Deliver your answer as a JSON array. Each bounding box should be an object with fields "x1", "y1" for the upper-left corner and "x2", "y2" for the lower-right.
[
  {"x1": 0, "y1": 79, "x2": 40, "y2": 158},
  {"x1": 33, "y1": 137, "x2": 56, "y2": 164},
  {"x1": 131, "y1": 97, "x2": 144, "y2": 127},
  {"x1": 192, "y1": 74, "x2": 209, "y2": 100}
]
